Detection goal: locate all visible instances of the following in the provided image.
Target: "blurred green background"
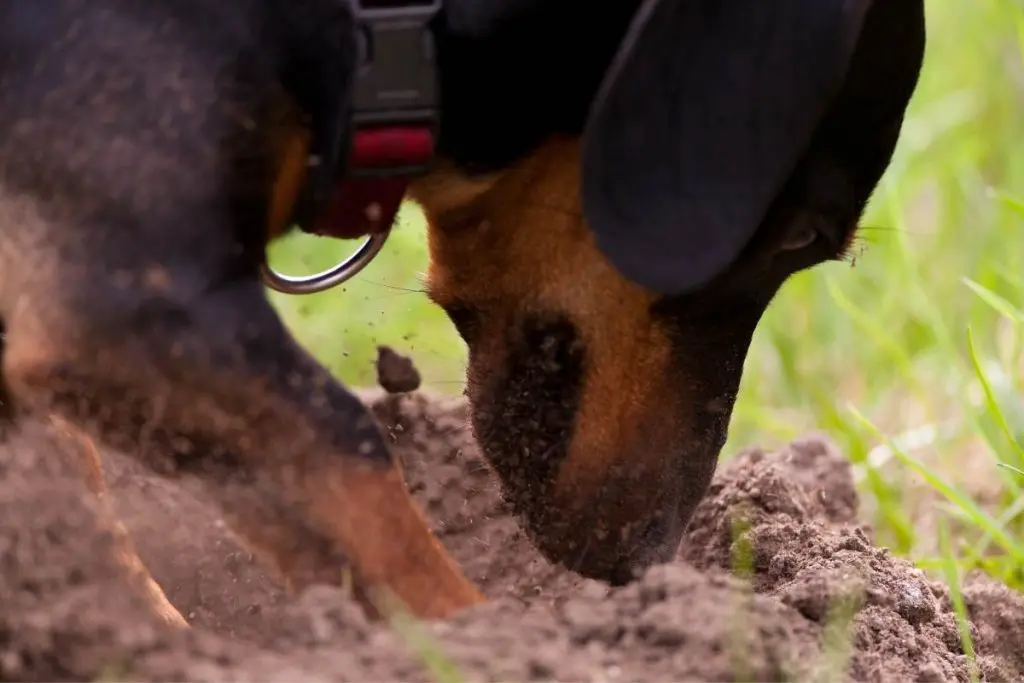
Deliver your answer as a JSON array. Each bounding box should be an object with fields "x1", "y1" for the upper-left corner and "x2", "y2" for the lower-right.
[{"x1": 269, "y1": 0, "x2": 1023, "y2": 588}]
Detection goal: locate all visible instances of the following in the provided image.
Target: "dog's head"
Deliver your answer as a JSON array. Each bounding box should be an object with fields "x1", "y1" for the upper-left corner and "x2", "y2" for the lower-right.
[
  {"x1": 276, "y1": 0, "x2": 925, "y2": 583},
  {"x1": 407, "y1": 0, "x2": 926, "y2": 583}
]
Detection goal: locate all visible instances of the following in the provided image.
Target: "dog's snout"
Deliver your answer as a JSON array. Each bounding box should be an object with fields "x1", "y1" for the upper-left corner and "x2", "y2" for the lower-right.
[
  {"x1": 506, "y1": 433, "x2": 725, "y2": 585},
  {"x1": 584, "y1": 512, "x2": 677, "y2": 587},
  {"x1": 634, "y1": 511, "x2": 671, "y2": 552}
]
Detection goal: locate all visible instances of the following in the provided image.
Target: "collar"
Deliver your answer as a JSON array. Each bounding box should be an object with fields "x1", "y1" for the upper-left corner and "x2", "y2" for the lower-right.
[{"x1": 263, "y1": 0, "x2": 441, "y2": 295}]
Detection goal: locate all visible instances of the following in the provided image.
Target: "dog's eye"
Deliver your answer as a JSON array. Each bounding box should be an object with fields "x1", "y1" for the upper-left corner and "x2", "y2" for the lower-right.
[{"x1": 780, "y1": 226, "x2": 820, "y2": 252}]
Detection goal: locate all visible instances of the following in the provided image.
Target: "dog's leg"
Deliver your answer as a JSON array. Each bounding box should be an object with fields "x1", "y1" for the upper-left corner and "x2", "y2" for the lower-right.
[
  {"x1": 3, "y1": 274, "x2": 483, "y2": 620},
  {"x1": 3, "y1": 318, "x2": 186, "y2": 626},
  {"x1": 0, "y1": 320, "x2": 11, "y2": 432},
  {"x1": 49, "y1": 415, "x2": 190, "y2": 629}
]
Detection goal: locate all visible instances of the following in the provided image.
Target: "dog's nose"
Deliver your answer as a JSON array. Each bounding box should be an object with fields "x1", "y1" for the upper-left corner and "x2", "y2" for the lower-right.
[{"x1": 563, "y1": 508, "x2": 681, "y2": 585}]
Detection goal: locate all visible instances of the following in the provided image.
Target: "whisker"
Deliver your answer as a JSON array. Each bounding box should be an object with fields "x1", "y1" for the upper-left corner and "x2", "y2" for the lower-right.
[
  {"x1": 855, "y1": 224, "x2": 930, "y2": 238},
  {"x1": 359, "y1": 291, "x2": 427, "y2": 302},
  {"x1": 356, "y1": 280, "x2": 428, "y2": 294},
  {"x1": 838, "y1": 221, "x2": 923, "y2": 265}
]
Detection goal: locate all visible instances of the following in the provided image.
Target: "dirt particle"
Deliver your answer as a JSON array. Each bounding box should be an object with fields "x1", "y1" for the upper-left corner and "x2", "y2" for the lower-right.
[
  {"x1": 896, "y1": 578, "x2": 938, "y2": 626},
  {"x1": 777, "y1": 566, "x2": 868, "y2": 623},
  {"x1": 375, "y1": 346, "x2": 421, "y2": 394}
]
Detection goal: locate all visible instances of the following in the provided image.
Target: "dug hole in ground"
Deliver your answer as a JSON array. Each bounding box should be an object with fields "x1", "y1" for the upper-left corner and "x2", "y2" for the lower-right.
[{"x1": 1, "y1": 350, "x2": 1023, "y2": 682}]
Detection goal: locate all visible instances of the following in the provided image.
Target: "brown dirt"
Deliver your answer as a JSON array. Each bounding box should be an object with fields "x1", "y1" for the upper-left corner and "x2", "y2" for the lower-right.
[{"x1": 2, "y1": 388, "x2": 1023, "y2": 682}]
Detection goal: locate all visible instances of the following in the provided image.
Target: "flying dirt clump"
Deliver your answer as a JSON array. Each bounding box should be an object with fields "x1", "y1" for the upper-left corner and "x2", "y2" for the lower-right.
[
  {"x1": 376, "y1": 345, "x2": 422, "y2": 394},
  {"x1": 1, "y1": 365, "x2": 1023, "y2": 681}
]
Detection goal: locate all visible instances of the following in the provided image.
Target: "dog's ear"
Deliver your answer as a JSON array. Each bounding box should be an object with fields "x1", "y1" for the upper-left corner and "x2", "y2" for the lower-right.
[
  {"x1": 581, "y1": 0, "x2": 876, "y2": 295},
  {"x1": 441, "y1": 0, "x2": 544, "y2": 36}
]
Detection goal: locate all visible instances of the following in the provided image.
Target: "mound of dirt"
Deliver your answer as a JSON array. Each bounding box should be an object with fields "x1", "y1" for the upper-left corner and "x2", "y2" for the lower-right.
[{"x1": 2, "y1": 387, "x2": 1023, "y2": 682}]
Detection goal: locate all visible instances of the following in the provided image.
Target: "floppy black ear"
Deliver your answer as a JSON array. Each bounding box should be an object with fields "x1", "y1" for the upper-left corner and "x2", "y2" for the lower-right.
[{"x1": 581, "y1": 0, "x2": 874, "y2": 295}]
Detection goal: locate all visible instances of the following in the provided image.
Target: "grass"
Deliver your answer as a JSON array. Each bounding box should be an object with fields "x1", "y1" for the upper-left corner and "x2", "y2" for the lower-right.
[
  {"x1": 269, "y1": 0, "x2": 1024, "y2": 607},
  {"x1": 939, "y1": 519, "x2": 981, "y2": 683}
]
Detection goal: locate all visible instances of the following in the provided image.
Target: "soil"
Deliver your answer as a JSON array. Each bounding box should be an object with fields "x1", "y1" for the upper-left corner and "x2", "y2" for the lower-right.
[{"x1": 2, "y1": 378, "x2": 1023, "y2": 681}]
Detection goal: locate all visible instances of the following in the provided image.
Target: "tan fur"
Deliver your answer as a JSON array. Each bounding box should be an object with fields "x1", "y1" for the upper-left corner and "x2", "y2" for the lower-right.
[
  {"x1": 50, "y1": 417, "x2": 190, "y2": 629},
  {"x1": 45, "y1": 398, "x2": 484, "y2": 625},
  {"x1": 411, "y1": 137, "x2": 689, "y2": 534},
  {"x1": 305, "y1": 463, "x2": 485, "y2": 618},
  {"x1": 267, "y1": 129, "x2": 311, "y2": 240}
]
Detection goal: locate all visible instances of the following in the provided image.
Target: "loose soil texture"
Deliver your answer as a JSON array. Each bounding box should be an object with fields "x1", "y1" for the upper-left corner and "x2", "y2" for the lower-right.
[{"x1": 1, "y1": 383, "x2": 1023, "y2": 681}]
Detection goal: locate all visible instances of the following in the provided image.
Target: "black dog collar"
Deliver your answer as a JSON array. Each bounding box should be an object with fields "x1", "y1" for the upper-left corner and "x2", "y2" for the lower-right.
[
  {"x1": 321, "y1": 0, "x2": 440, "y2": 237},
  {"x1": 262, "y1": 0, "x2": 440, "y2": 295}
]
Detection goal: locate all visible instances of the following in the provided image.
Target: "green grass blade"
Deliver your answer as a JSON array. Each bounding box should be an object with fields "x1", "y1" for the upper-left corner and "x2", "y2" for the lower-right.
[
  {"x1": 938, "y1": 520, "x2": 980, "y2": 683},
  {"x1": 999, "y1": 463, "x2": 1024, "y2": 477},
  {"x1": 825, "y1": 277, "x2": 920, "y2": 387},
  {"x1": 962, "y1": 278, "x2": 1024, "y2": 323},
  {"x1": 848, "y1": 406, "x2": 1024, "y2": 564},
  {"x1": 965, "y1": 326, "x2": 1024, "y2": 460},
  {"x1": 389, "y1": 612, "x2": 465, "y2": 683},
  {"x1": 971, "y1": 490, "x2": 1024, "y2": 564},
  {"x1": 993, "y1": 190, "x2": 1024, "y2": 218}
]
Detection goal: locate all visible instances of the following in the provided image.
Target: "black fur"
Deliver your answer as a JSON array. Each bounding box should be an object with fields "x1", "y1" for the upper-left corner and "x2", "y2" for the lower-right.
[
  {"x1": 427, "y1": 0, "x2": 925, "y2": 295},
  {"x1": 581, "y1": 0, "x2": 926, "y2": 295},
  {"x1": 0, "y1": 0, "x2": 389, "y2": 592}
]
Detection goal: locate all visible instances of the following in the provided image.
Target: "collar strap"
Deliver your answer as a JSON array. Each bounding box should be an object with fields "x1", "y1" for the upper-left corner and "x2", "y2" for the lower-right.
[
  {"x1": 310, "y1": 0, "x2": 441, "y2": 240},
  {"x1": 262, "y1": 0, "x2": 441, "y2": 295}
]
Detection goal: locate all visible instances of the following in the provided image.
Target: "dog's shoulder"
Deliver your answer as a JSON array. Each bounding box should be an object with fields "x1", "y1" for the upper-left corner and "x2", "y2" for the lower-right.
[
  {"x1": 0, "y1": 1, "x2": 350, "y2": 205},
  {"x1": 0, "y1": 0, "x2": 344, "y2": 116}
]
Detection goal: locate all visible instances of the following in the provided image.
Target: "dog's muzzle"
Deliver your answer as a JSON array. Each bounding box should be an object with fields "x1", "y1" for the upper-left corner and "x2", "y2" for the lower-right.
[{"x1": 262, "y1": 0, "x2": 441, "y2": 295}]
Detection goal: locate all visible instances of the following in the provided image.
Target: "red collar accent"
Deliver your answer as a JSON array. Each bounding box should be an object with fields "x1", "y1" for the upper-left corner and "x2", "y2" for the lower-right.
[
  {"x1": 311, "y1": 125, "x2": 434, "y2": 240},
  {"x1": 300, "y1": 0, "x2": 440, "y2": 243}
]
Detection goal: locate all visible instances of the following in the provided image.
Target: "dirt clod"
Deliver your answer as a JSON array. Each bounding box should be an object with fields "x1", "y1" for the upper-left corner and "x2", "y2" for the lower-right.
[
  {"x1": 2, "y1": 388, "x2": 1023, "y2": 682},
  {"x1": 376, "y1": 345, "x2": 422, "y2": 394}
]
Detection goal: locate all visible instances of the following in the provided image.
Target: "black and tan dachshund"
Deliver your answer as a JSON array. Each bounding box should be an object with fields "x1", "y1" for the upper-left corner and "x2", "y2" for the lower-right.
[{"x1": 0, "y1": 0, "x2": 926, "y2": 626}]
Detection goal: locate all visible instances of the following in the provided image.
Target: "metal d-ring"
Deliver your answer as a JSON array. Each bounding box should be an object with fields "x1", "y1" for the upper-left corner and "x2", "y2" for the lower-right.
[{"x1": 261, "y1": 228, "x2": 392, "y2": 295}]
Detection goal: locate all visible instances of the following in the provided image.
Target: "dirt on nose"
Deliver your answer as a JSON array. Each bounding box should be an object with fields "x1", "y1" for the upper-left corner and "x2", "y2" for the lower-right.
[{"x1": 1, "y1": 351, "x2": 1022, "y2": 682}]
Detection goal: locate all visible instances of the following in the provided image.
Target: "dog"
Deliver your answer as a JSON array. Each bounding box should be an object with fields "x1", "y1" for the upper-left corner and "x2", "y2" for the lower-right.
[{"x1": 0, "y1": 0, "x2": 926, "y2": 627}]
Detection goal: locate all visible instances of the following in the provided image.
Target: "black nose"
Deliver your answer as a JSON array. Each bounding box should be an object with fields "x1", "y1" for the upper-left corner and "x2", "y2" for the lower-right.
[
  {"x1": 604, "y1": 561, "x2": 639, "y2": 587},
  {"x1": 568, "y1": 513, "x2": 678, "y2": 586}
]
